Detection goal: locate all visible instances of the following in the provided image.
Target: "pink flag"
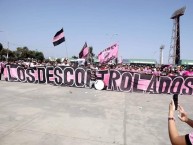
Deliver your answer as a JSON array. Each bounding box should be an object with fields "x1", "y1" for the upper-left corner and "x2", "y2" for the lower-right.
[
  {"x1": 79, "y1": 42, "x2": 89, "y2": 58},
  {"x1": 83, "y1": 47, "x2": 89, "y2": 58},
  {"x1": 98, "y1": 43, "x2": 118, "y2": 64}
]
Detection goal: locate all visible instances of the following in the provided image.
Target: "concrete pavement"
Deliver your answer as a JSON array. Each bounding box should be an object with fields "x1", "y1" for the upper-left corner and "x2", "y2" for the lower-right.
[{"x1": 0, "y1": 80, "x2": 193, "y2": 145}]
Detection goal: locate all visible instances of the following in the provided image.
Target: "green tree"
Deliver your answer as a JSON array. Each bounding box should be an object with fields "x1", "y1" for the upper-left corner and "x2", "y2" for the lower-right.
[
  {"x1": 72, "y1": 55, "x2": 78, "y2": 59},
  {"x1": 0, "y1": 43, "x2": 3, "y2": 52},
  {"x1": 89, "y1": 46, "x2": 95, "y2": 57},
  {"x1": 88, "y1": 46, "x2": 95, "y2": 63},
  {"x1": 0, "y1": 43, "x2": 3, "y2": 60},
  {"x1": 56, "y1": 58, "x2": 61, "y2": 63},
  {"x1": 34, "y1": 51, "x2": 44, "y2": 62},
  {"x1": 44, "y1": 59, "x2": 50, "y2": 63},
  {"x1": 27, "y1": 50, "x2": 36, "y2": 59},
  {"x1": 0, "y1": 48, "x2": 7, "y2": 61},
  {"x1": 15, "y1": 46, "x2": 30, "y2": 60}
]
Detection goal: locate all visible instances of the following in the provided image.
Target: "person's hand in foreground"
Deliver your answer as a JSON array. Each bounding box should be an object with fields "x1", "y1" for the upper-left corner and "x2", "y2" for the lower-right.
[
  {"x1": 178, "y1": 105, "x2": 188, "y2": 123},
  {"x1": 169, "y1": 99, "x2": 175, "y2": 118},
  {"x1": 168, "y1": 100, "x2": 187, "y2": 145}
]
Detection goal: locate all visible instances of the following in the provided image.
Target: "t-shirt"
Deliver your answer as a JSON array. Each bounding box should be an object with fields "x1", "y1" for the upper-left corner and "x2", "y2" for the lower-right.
[
  {"x1": 183, "y1": 71, "x2": 193, "y2": 76},
  {"x1": 90, "y1": 71, "x2": 97, "y2": 81},
  {"x1": 185, "y1": 132, "x2": 193, "y2": 145}
]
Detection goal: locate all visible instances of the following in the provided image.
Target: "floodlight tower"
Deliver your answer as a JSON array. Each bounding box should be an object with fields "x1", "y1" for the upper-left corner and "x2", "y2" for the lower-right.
[
  {"x1": 160, "y1": 45, "x2": 164, "y2": 65},
  {"x1": 168, "y1": 6, "x2": 186, "y2": 65}
]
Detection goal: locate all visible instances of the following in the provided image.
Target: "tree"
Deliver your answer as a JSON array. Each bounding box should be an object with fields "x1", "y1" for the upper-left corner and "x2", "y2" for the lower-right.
[
  {"x1": 0, "y1": 43, "x2": 3, "y2": 60},
  {"x1": 72, "y1": 55, "x2": 78, "y2": 59},
  {"x1": 0, "y1": 45, "x2": 46, "y2": 61},
  {"x1": 0, "y1": 43, "x2": 3, "y2": 52},
  {"x1": 34, "y1": 51, "x2": 44, "y2": 62},
  {"x1": 88, "y1": 46, "x2": 95, "y2": 64},
  {"x1": 16, "y1": 47, "x2": 29, "y2": 59},
  {"x1": 27, "y1": 50, "x2": 36, "y2": 59},
  {"x1": 44, "y1": 59, "x2": 50, "y2": 63},
  {"x1": 89, "y1": 46, "x2": 95, "y2": 57},
  {"x1": 56, "y1": 58, "x2": 61, "y2": 63}
]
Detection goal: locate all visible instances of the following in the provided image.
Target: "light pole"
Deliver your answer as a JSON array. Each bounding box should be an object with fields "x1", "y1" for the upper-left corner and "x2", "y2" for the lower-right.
[{"x1": 160, "y1": 45, "x2": 164, "y2": 65}]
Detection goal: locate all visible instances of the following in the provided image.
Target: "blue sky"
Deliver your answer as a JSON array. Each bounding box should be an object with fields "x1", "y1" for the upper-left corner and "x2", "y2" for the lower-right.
[{"x1": 0, "y1": 0, "x2": 192, "y2": 63}]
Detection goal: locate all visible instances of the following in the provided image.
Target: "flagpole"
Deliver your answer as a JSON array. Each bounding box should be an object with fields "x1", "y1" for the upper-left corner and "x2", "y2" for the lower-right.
[{"x1": 65, "y1": 41, "x2": 68, "y2": 58}]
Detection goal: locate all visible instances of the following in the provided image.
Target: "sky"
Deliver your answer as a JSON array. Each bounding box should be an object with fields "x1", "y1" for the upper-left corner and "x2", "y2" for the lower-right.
[{"x1": 0, "y1": 0, "x2": 192, "y2": 63}]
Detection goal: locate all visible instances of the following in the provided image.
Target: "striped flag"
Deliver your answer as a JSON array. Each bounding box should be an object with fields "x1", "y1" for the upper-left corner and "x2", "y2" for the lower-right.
[
  {"x1": 79, "y1": 42, "x2": 89, "y2": 58},
  {"x1": 53, "y1": 28, "x2": 65, "y2": 46}
]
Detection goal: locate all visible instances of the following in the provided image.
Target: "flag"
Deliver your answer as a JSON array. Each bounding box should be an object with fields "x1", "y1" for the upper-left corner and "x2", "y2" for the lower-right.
[
  {"x1": 79, "y1": 42, "x2": 89, "y2": 58},
  {"x1": 98, "y1": 43, "x2": 118, "y2": 64},
  {"x1": 53, "y1": 28, "x2": 65, "y2": 46}
]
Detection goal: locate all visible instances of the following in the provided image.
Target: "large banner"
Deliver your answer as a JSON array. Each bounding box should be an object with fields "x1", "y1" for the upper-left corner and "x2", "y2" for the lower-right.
[
  {"x1": 98, "y1": 43, "x2": 118, "y2": 64},
  {"x1": 4, "y1": 65, "x2": 193, "y2": 95}
]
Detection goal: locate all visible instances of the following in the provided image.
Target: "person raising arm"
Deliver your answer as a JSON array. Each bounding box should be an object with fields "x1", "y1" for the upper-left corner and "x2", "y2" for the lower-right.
[{"x1": 168, "y1": 100, "x2": 189, "y2": 145}]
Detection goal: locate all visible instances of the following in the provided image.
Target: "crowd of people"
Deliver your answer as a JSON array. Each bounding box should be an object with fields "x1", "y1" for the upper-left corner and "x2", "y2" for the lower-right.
[{"x1": 1, "y1": 58, "x2": 193, "y2": 79}]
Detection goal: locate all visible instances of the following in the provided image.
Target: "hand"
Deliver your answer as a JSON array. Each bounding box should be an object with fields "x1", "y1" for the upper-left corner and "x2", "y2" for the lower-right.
[
  {"x1": 169, "y1": 99, "x2": 175, "y2": 112},
  {"x1": 169, "y1": 99, "x2": 175, "y2": 117},
  {"x1": 178, "y1": 105, "x2": 188, "y2": 122}
]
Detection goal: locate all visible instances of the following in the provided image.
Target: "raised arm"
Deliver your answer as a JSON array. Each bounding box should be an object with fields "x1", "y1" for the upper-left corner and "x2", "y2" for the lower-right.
[{"x1": 168, "y1": 100, "x2": 187, "y2": 145}]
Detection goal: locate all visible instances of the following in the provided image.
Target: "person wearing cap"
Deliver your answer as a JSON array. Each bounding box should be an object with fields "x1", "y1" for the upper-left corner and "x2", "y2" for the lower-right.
[{"x1": 168, "y1": 100, "x2": 193, "y2": 145}]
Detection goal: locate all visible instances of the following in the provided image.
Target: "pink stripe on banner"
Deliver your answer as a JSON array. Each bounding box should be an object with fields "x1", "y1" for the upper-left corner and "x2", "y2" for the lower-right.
[
  {"x1": 34, "y1": 70, "x2": 38, "y2": 80},
  {"x1": 53, "y1": 32, "x2": 64, "y2": 42},
  {"x1": 103, "y1": 74, "x2": 110, "y2": 86},
  {"x1": 137, "y1": 80, "x2": 150, "y2": 91},
  {"x1": 10, "y1": 68, "x2": 18, "y2": 79},
  {"x1": 4, "y1": 68, "x2": 8, "y2": 78},
  {"x1": 98, "y1": 43, "x2": 118, "y2": 64}
]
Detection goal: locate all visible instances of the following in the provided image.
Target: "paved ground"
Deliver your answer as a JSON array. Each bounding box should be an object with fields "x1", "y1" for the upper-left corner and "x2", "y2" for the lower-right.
[{"x1": 0, "y1": 79, "x2": 193, "y2": 145}]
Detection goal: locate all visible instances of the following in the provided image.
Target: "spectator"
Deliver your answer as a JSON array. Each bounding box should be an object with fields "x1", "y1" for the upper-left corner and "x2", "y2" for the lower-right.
[
  {"x1": 0, "y1": 62, "x2": 5, "y2": 80},
  {"x1": 168, "y1": 68, "x2": 178, "y2": 77},
  {"x1": 183, "y1": 67, "x2": 193, "y2": 77},
  {"x1": 89, "y1": 69, "x2": 97, "y2": 89},
  {"x1": 61, "y1": 58, "x2": 70, "y2": 66},
  {"x1": 144, "y1": 66, "x2": 152, "y2": 74},
  {"x1": 168, "y1": 99, "x2": 193, "y2": 145},
  {"x1": 152, "y1": 67, "x2": 161, "y2": 77}
]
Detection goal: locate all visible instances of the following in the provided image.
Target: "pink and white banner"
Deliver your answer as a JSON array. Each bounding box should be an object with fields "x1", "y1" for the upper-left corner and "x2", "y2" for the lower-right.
[
  {"x1": 98, "y1": 43, "x2": 118, "y2": 64},
  {"x1": 4, "y1": 65, "x2": 193, "y2": 95}
]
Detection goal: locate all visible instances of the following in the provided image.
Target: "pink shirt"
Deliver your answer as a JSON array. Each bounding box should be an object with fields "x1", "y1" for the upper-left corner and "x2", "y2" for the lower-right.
[
  {"x1": 183, "y1": 71, "x2": 193, "y2": 76},
  {"x1": 153, "y1": 71, "x2": 161, "y2": 76}
]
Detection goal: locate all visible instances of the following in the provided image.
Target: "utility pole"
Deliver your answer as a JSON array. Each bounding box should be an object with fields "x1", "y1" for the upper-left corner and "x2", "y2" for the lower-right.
[{"x1": 160, "y1": 45, "x2": 164, "y2": 65}]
